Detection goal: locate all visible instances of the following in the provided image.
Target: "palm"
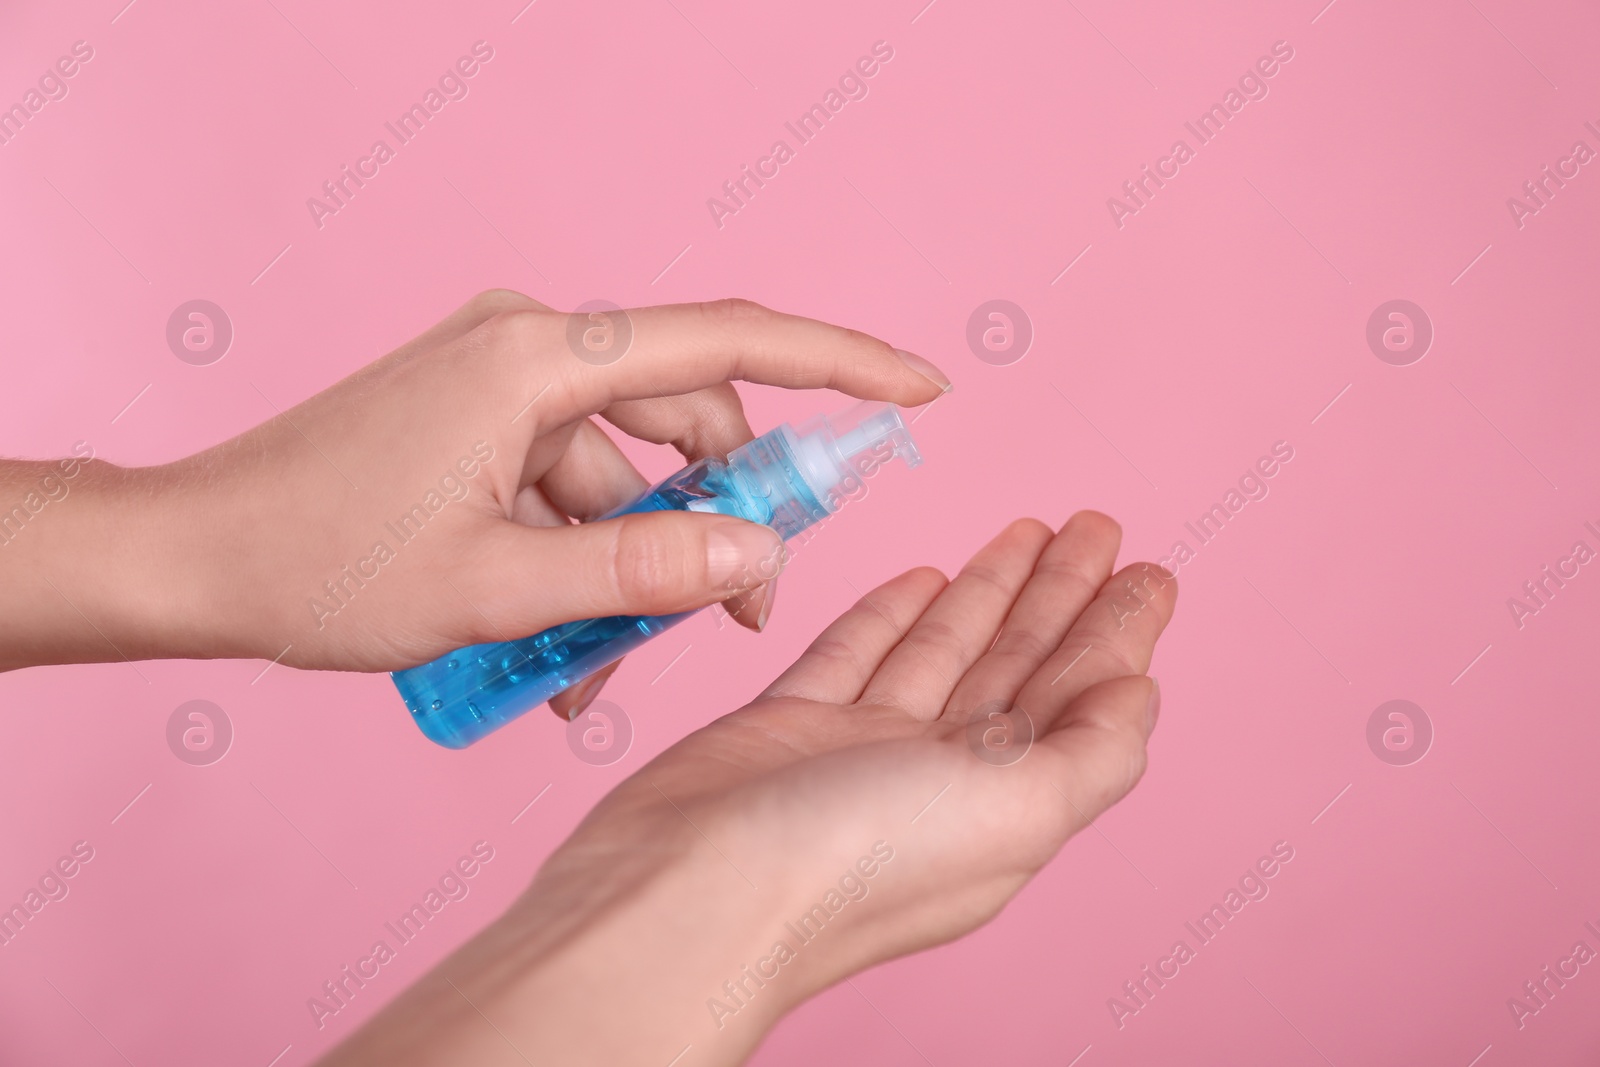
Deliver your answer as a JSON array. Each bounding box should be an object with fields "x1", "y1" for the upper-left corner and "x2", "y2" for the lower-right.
[
  {"x1": 546, "y1": 514, "x2": 1175, "y2": 966},
  {"x1": 316, "y1": 516, "x2": 1175, "y2": 1067}
]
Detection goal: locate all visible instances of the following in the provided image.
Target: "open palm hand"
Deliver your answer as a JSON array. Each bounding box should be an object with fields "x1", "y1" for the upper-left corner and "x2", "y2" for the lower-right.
[{"x1": 324, "y1": 513, "x2": 1176, "y2": 1067}]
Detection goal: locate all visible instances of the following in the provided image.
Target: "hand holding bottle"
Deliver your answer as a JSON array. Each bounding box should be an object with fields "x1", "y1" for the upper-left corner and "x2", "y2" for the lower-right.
[
  {"x1": 0, "y1": 291, "x2": 950, "y2": 722},
  {"x1": 397, "y1": 398, "x2": 926, "y2": 746}
]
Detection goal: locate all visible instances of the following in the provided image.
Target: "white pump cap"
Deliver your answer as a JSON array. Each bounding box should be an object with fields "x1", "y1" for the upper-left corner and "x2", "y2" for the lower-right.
[{"x1": 782, "y1": 401, "x2": 922, "y2": 511}]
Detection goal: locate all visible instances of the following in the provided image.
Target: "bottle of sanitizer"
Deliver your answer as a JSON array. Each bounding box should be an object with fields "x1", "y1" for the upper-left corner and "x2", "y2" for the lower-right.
[{"x1": 393, "y1": 400, "x2": 923, "y2": 747}]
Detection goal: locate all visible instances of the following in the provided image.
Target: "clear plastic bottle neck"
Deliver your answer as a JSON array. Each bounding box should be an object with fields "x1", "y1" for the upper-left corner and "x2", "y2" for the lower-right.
[{"x1": 727, "y1": 401, "x2": 921, "y2": 540}]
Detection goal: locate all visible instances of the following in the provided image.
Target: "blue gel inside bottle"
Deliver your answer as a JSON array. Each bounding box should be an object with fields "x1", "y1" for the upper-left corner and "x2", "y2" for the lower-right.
[{"x1": 392, "y1": 401, "x2": 923, "y2": 747}]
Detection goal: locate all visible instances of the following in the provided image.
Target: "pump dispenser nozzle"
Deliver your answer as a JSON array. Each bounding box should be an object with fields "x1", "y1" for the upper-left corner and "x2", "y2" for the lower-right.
[{"x1": 783, "y1": 401, "x2": 923, "y2": 507}]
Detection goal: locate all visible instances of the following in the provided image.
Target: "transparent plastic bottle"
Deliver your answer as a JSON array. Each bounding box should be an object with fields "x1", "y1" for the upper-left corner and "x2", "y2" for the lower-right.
[{"x1": 393, "y1": 401, "x2": 923, "y2": 747}]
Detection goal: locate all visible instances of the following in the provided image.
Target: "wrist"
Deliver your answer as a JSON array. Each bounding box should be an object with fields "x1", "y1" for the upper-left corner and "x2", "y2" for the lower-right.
[
  {"x1": 320, "y1": 814, "x2": 828, "y2": 1067},
  {"x1": 0, "y1": 454, "x2": 266, "y2": 670},
  {"x1": 492, "y1": 825, "x2": 804, "y2": 1065},
  {"x1": 487, "y1": 813, "x2": 903, "y2": 1064},
  {"x1": 317, "y1": 829, "x2": 784, "y2": 1066}
]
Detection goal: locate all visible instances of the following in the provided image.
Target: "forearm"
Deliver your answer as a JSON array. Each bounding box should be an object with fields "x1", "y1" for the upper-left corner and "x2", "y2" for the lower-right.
[
  {"x1": 318, "y1": 842, "x2": 810, "y2": 1067},
  {"x1": 0, "y1": 455, "x2": 249, "y2": 670}
]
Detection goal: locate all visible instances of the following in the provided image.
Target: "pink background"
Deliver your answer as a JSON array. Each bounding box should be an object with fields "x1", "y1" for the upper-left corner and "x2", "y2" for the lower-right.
[{"x1": 3, "y1": 0, "x2": 1598, "y2": 1063}]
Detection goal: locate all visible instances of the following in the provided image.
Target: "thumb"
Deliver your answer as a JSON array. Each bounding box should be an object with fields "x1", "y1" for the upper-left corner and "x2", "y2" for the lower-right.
[
  {"x1": 480, "y1": 510, "x2": 786, "y2": 633},
  {"x1": 1039, "y1": 674, "x2": 1159, "y2": 828}
]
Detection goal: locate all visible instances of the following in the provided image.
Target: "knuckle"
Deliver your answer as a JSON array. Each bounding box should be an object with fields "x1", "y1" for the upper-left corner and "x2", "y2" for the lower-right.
[
  {"x1": 839, "y1": 324, "x2": 889, "y2": 354},
  {"x1": 803, "y1": 636, "x2": 865, "y2": 675},
  {"x1": 1034, "y1": 555, "x2": 1101, "y2": 600},
  {"x1": 840, "y1": 325, "x2": 908, "y2": 375},
  {"x1": 1124, "y1": 729, "x2": 1149, "y2": 774},
  {"x1": 482, "y1": 307, "x2": 544, "y2": 347},
  {"x1": 988, "y1": 628, "x2": 1054, "y2": 664},
  {"x1": 1080, "y1": 714, "x2": 1149, "y2": 806},
  {"x1": 1118, "y1": 738, "x2": 1150, "y2": 797},
  {"x1": 1104, "y1": 641, "x2": 1142, "y2": 675},
  {"x1": 959, "y1": 562, "x2": 1013, "y2": 596},
  {"x1": 686, "y1": 384, "x2": 749, "y2": 447},
  {"x1": 479, "y1": 309, "x2": 566, "y2": 382},
  {"x1": 610, "y1": 518, "x2": 693, "y2": 605},
  {"x1": 668, "y1": 407, "x2": 716, "y2": 457},
  {"x1": 1067, "y1": 636, "x2": 1140, "y2": 677},
  {"x1": 470, "y1": 288, "x2": 541, "y2": 315},
  {"x1": 906, "y1": 617, "x2": 964, "y2": 656},
  {"x1": 697, "y1": 299, "x2": 775, "y2": 349},
  {"x1": 700, "y1": 297, "x2": 769, "y2": 324}
]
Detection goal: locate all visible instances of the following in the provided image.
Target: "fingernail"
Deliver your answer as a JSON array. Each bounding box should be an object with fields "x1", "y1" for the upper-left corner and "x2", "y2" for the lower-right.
[
  {"x1": 707, "y1": 520, "x2": 784, "y2": 587},
  {"x1": 896, "y1": 349, "x2": 953, "y2": 393},
  {"x1": 563, "y1": 674, "x2": 606, "y2": 721},
  {"x1": 1145, "y1": 677, "x2": 1162, "y2": 735},
  {"x1": 755, "y1": 579, "x2": 777, "y2": 632}
]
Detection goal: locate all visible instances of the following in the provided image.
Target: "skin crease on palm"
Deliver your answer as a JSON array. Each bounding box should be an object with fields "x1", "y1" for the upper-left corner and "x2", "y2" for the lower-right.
[{"x1": 0, "y1": 291, "x2": 1176, "y2": 1066}]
